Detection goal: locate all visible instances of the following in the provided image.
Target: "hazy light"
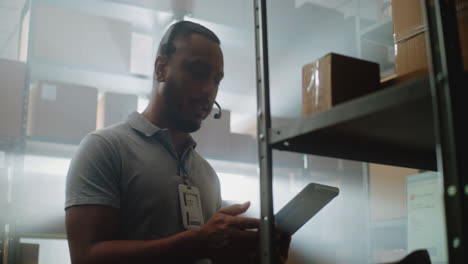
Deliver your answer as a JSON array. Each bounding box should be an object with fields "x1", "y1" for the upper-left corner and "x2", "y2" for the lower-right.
[
  {"x1": 24, "y1": 155, "x2": 71, "y2": 176},
  {"x1": 137, "y1": 97, "x2": 150, "y2": 113},
  {"x1": 218, "y1": 172, "x2": 258, "y2": 202},
  {"x1": 130, "y1": 33, "x2": 154, "y2": 76}
]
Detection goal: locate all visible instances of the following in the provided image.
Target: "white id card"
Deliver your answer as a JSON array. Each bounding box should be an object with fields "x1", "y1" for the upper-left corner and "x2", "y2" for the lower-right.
[{"x1": 178, "y1": 184, "x2": 204, "y2": 230}]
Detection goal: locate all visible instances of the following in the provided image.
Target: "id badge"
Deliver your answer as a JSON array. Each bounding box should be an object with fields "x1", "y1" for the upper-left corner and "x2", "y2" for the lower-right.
[{"x1": 178, "y1": 184, "x2": 204, "y2": 230}]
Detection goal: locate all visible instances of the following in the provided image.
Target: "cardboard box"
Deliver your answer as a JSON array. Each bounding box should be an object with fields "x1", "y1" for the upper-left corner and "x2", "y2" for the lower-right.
[
  {"x1": 458, "y1": 6, "x2": 468, "y2": 71},
  {"x1": 18, "y1": 243, "x2": 39, "y2": 264},
  {"x1": 395, "y1": 32, "x2": 429, "y2": 76},
  {"x1": 392, "y1": 0, "x2": 426, "y2": 43},
  {"x1": 391, "y1": 0, "x2": 428, "y2": 76},
  {"x1": 392, "y1": 0, "x2": 468, "y2": 75},
  {"x1": 0, "y1": 59, "x2": 26, "y2": 137},
  {"x1": 97, "y1": 92, "x2": 138, "y2": 129},
  {"x1": 302, "y1": 53, "x2": 380, "y2": 116},
  {"x1": 392, "y1": 0, "x2": 467, "y2": 38},
  {"x1": 458, "y1": 0, "x2": 468, "y2": 11},
  {"x1": 27, "y1": 80, "x2": 98, "y2": 141}
]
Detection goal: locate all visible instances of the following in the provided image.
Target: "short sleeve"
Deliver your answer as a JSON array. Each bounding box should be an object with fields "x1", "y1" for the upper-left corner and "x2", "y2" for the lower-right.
[
  {"x1": 65, "y1": 133, "x2": 121, "y2": 209},
  {"x1": 216, "y1": 176, "x2": 222, "y2": 210}
]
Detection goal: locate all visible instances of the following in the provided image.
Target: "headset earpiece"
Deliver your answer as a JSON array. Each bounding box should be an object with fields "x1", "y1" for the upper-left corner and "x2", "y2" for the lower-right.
[{"x1": 214, "y1": 101, "x2": 222, "y2": 119}]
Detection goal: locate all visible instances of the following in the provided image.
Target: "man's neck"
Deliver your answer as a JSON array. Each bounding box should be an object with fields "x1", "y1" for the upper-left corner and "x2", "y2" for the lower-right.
[
  {"x1": 169, "y1": 131, "x2": 192, "y2": 158},
  {"x1": 142, "y1": 104, "x2": 191, "y2": 158}
]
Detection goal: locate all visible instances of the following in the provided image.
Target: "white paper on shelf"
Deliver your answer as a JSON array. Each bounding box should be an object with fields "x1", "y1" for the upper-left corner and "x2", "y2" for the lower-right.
[{"x1": 407, "y1": 171, "x2": 448, "y2": 263}]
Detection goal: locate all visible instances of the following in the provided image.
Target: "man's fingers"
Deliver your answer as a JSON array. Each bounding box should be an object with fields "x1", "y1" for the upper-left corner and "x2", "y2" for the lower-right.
[
  {"x1": 233, "y1": 229, "x2": 259, "y2": 248},
  {"x1": 272, "y1": 227, "x2": 291, "y2": 261},
  {"x1": 237, "y1": 229, "x2": 259, "y2": 240},
  {"x1": 279, "y1": 232, "x2": 291, "y2": 261},
  {"x1": 218, "y1": 201, "x2": 251, "y2": 216},
  {"x1": 229, "y1": 216, "x2": 260, "y2": 229}
]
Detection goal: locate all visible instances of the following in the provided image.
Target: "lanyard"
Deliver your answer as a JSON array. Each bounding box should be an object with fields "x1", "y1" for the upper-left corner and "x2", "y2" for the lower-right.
[{"x1": 178, "y1": 164, "x2": 191, "y2": 186}]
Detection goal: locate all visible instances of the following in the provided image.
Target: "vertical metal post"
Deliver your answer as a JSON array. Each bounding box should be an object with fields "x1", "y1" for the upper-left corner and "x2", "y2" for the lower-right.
[
  {"x1": 355, "y1": 0, "x2": 362, "y2": 58},
  {"x1": 362, "y1": 163, "x2": 371, "y2": 262},
  {"x1": 2, "y1": 1, "x2": 34, "y2": 264},
  {"x1": 253, "y1": 0, "x2": 274, "y2": 263},
  {"x1": 422, "y1": 0, "x2": 466, "y2": 263}
]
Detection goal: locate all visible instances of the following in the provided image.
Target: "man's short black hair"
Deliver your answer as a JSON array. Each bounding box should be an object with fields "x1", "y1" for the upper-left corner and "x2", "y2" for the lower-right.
[{"x1": 156, "y1": 20, "x2": 221, "y2": 58}]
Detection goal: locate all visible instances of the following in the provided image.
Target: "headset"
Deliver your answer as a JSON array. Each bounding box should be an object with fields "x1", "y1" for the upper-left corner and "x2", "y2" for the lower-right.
[
  {"x1": 213, "y1": 101, "x2": 222, "y2": 119},
  {"x1": 158, "y1": 21, "x2": 223, "y2": 120}
]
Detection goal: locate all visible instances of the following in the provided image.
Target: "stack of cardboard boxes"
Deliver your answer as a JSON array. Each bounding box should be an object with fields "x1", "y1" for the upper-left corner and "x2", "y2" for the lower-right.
[
  {"x1": 27, "y1": 80, "x2": 98, "y2": 141},
  {"x1": 0, "y1": 61, "x2": 138, "y2": 143},
  {"x1": 26, "y1": 82, "x2": 139, "y2": 141},
  {"x1": 392, "y1": 0, "x2": 468, "y2": 77}
]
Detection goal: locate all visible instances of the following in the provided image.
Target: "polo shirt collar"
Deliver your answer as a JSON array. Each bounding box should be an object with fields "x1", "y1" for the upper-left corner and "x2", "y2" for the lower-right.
[
  {"x1": 126, "y1": 111, "x2": 197, "y2": 149},
  {"x1": 127, "y1": 111, "x2": 161, "y2": 137}
]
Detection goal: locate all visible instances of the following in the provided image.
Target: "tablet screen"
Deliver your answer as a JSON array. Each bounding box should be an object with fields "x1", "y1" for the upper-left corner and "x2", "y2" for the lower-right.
[{"x1": 275, "y1": 183, "x2": 339, "y2": 235}]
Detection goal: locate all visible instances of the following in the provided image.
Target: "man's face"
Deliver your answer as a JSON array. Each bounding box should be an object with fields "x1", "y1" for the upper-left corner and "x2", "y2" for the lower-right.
[{"x1": 162, "y1": 33, "x2": 224, "y2": 133}]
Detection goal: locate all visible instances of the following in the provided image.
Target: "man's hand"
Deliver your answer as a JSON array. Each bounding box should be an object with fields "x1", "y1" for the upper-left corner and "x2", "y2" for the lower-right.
[
  {"x1": 274, "y1": 227, "x2": 292, "y2": 264},
  {"x1": 198, "y1": 202, "x2": 260, "y2": 263}
]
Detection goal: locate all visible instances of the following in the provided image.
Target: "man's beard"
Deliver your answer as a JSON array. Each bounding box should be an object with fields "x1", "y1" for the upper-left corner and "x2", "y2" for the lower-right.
[{"x1": 164, "y1": 80, "x2": 201, "y2": 133}]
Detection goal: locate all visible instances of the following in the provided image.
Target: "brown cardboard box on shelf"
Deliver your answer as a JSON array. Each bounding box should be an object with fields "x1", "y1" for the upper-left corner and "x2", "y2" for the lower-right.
[
  {"x1": 392, "y1": 0, "x2": 425, "y2": 43},
  {"x1": 391, "y1": 0, "x2": 428, "y2": 76},
  {"x1": 395, "y1": 32, "x2": 429, "y2": 76},
  {"x1": 380, "y1": 69, "x2": 429, "y2": 89},
  {"x1": 0, "y1": 59, "x2": 26, "y2": 137},
  {"x1": 96, "y1": 92, "x2": 138, "y2": 129},
  {"x1": 458, "y1": 0, "x2": 468, "y2": 11},
  {"x1": 302, "y1": 53, "x2": 380, "y2": 116},
  {"x1": 27, "y1": 80, "x2": 98, "y2": 141},
  {"x1": 392, "y1": 0, "x2": 468, "y2": 75},
  {"x1": 458, "y1": 5, "x2": 468, "y2": 71},
  {"x1": 393, "y1": 0, "x2": 467, "y2": 37}
]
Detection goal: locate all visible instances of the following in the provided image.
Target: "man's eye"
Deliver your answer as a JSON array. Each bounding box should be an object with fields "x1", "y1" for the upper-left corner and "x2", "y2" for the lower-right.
[{"x1": 190, "y1": 69, "x2": 207, "y2": 79}]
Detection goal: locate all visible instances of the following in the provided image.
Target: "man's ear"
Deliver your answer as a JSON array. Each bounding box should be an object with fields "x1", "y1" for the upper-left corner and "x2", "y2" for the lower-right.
[{"x1": 155, "y1": 55, "x2": 169, "y2": 82}]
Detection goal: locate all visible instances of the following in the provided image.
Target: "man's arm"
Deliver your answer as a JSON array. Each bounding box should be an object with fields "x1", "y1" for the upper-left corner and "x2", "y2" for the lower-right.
[{"x1": 66, "y1": 202, "x2": 259, "y2": 264}]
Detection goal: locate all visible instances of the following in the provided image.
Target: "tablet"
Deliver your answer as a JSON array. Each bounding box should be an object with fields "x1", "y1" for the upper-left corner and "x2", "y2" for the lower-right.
[{"x1": 275, "y1": 183, "x2": 339, "y2": 235}]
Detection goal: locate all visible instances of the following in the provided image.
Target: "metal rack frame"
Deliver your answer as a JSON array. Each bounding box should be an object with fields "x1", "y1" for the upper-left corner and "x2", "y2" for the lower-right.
[
  {"x1": 253, "y1": 0, "x2": 466, "y2": 263},
  {"x1": 253, "y1": 0, "x2": 274, "y2": 263},
  {"x1": 423, "y1": 0, "x2": 466, "y2": 263}
]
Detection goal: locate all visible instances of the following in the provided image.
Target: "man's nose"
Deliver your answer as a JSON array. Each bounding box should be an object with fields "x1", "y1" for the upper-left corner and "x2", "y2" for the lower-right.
[{"x1": 200, "y1": 81, "x2": 217, "y2": 95}]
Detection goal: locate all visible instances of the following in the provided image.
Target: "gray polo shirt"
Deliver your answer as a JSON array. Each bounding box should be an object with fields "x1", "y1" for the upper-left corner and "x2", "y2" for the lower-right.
[{"x1": 65, "y1": 111, "x2": 222, "y2": 243}]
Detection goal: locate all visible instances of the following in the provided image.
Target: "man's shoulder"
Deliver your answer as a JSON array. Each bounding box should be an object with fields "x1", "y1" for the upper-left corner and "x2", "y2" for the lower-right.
[
  {"x1": 191, "y1": 150, "x2": 216, "y2": 174},
  {"x1": 89, "y1": 121, "x2": 133, "y2": 144},
  {"x1": 75, "y1": 122, "x2": 134, "y2": 155}
]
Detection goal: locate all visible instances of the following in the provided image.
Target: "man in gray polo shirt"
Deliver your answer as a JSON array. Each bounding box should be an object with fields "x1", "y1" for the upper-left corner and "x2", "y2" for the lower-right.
[{"x1": 65, "y1": 21, "x2": 289, "y2": 264}]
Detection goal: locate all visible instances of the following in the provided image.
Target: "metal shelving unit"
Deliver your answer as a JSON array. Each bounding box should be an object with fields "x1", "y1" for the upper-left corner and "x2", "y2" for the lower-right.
[
  {"x1": 270, "y1": 76, "x2": 435, "y2": 171},
  {"x1": 360, "y1": 16, "x2": 393, "y2": 46},
  {"x1": 253, "y1": 0, "x2": 466, "y2": 263}
]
